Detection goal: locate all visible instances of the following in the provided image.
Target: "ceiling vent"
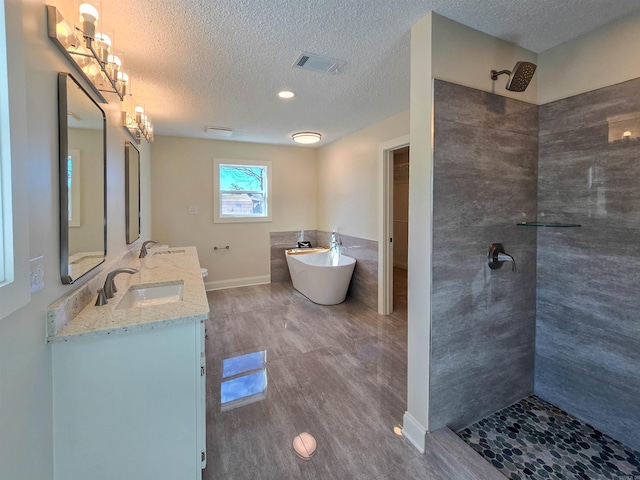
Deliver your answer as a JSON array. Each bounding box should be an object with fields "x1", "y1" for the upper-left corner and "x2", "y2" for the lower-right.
[
  {"x1": 293, "y1": 52, "x2": 346, "y2": 74},
  {"x1": 205, "y1": 126, "x2": 233, "y2": 137}
]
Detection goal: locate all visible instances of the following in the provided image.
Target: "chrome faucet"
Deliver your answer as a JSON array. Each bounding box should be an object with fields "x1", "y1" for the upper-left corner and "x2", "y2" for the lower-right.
[
  {"x1": 139, "y1": 240, "x2": 158, "y2": 258},
  {"x1": 102, "y1": 268, "x2": 138, "y2": 299},
  {"x1": 330, "y1": 231, "x2": 342, "y2": 254}
]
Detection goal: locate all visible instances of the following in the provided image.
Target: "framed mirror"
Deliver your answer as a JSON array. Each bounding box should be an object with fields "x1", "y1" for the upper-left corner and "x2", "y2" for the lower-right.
[
  {"x1": 125, "y1": 141, "x2": 140, "y2": 244},
  {"x1": 58, "y1": 72, "x2": 106, "y2": 284}
]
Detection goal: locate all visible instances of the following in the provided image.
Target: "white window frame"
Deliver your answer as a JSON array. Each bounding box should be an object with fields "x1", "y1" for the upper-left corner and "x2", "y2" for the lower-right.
[
  {"x1": 0, "y1": 0, "x2": 30, "y2": 319},
  {"x1": 213, "y1": 158, "x2": 272, "y2": 223}
]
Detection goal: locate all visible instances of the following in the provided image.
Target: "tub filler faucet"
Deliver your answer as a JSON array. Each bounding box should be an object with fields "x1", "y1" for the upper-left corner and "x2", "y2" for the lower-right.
[{"x1": 330, "y1": 231, "x2": 342, "y2": 254}]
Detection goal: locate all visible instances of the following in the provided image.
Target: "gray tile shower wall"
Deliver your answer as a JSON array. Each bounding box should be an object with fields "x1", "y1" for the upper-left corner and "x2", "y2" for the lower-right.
[
  {"x1": 270, "y1": 231, "x2": 378, "y2": 311},
  {"x1": 429, "y1": 80, "x2": 538, "y2": 431},
  {"x1": 536, "y1": 77, "x2": 640, "y2": 451}
]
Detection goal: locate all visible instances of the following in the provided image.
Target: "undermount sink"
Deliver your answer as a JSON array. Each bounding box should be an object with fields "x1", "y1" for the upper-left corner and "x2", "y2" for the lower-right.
[
  {"x1": 153, "y1": 249, "x2": 186, "y2": 255},
  {"x1": 115, "y1": 281, "x2": 184, "y2": 310}
]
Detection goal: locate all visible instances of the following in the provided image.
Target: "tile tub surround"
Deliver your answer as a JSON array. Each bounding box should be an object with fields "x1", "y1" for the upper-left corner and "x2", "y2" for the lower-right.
[
  {"x1": 47, "y1": 246, "x2": 209, "y2": 343},
  {"x1": 536, "y1": 76, "x2": 640, "y2": 451},
  {"x1": 270, "y1": 230, "x2": 318, "y2": 283},
  {"x1": 270, "y1": 230, "x2": 378, "y2": 311},
  {"x1": 459, "y1": 395, "x2": 640, "y2": 480},
  {"x1": 429, "y1": 80, "x2": 538, "y2": 431}
]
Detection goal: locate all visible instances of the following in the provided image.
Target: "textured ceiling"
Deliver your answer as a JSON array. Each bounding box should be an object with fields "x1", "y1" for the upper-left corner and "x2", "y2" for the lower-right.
[{"x1": 99, "y1": 0, "x2": 640, "y2": 146}]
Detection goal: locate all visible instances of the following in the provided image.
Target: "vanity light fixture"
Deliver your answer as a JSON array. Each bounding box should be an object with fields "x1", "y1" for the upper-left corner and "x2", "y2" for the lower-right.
[
  {"x1": 46, "y1": 4, "x2": 128, "y2": 102},
  {"x1": 278, "y1": 90, "x2": 295, "y2": 99},
  {"x1": 292, "y1": 132, "x2": 322, "y2": 144},
  {"x1": 122, "y1": 97, "x2": 154, "y2": 143}
]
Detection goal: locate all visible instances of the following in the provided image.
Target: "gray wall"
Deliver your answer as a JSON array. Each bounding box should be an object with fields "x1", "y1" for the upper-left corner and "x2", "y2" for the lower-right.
[
  {"x1": 429, "y1": 80, "x2": 539, "y2": 430},
  {"x1": 536, "y1": 77, "x2": 640, "y2": 451}
]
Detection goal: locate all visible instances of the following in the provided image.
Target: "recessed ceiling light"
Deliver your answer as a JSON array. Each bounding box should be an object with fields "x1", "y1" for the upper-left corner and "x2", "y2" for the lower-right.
[
  {"x1": 292, "y1": 132, "x2": 321, "y2": 144},
  {"x1": 278, "y1": 90, "x2": 295, "y2": 99}
]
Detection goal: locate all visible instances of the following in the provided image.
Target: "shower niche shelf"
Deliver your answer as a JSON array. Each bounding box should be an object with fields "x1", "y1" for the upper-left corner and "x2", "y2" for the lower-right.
[{"x1": 517, "y1": 222, "x2": 581, "y2": 228}]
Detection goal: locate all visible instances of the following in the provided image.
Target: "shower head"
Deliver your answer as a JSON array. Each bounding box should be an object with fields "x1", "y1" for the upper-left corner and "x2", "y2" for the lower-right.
[{"x1": 490, "y1": 61, "x2": 537, "y2": 92}]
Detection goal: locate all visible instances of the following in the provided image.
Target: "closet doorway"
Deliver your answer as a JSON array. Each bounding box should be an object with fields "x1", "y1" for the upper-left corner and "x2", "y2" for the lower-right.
[
  {"x1": 378, "y1": 135, "x2": 410, "y2": 315},
  {"x1": 391, "y1": 147, "x2": 409, "y2": 316}
]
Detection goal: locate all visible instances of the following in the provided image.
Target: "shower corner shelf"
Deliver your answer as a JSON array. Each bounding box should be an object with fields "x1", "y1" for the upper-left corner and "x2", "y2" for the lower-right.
[{"x1": 516, "y1": 222, "x2": 582, "y2": 228}]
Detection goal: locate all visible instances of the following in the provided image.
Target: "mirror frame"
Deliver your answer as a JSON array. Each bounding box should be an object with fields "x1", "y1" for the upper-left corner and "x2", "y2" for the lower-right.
[
  {"x1": 58, "y1": 72, "x2": 107, "y2": 284},
  {"x1": 125, "y1": 141, "x2": 141, "y2": 244}
]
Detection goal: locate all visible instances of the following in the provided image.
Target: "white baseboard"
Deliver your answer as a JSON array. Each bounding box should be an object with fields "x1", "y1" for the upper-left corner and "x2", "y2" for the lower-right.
[
  {"x1": 204, "y1": 275, "x2": 271, "y2": 291},
  {"x1": 402, "y1": 411, "x2": 427, "y2": 453}
]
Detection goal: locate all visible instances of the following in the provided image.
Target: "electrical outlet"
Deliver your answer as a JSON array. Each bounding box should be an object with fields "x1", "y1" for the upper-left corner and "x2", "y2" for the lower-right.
[
  {"x1": 189, "y1": 206, "x2": 199, "y2": 215},
  {"x1": 29, "y1": 256, "x2": 44, "y2": 292}
]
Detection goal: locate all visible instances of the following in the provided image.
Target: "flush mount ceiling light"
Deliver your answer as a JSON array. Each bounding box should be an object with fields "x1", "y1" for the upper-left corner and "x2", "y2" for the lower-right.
[
  {"x1": 278, "y1": 90, "x2": 295, "y2": 99},
  {"x1": 292, "y1": 132, "x2": 322, "y2": 144}
]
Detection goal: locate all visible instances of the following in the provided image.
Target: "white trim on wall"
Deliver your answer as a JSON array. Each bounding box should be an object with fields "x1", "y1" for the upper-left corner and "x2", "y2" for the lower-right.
[{"x1": 204, "y1": 275, "x2": 271, "y2": 291}]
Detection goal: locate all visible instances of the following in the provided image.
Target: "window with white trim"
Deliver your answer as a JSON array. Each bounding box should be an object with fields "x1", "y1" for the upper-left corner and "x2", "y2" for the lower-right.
[{"x1": 213, "y1": 159, "x2": 272, "y2": 223}]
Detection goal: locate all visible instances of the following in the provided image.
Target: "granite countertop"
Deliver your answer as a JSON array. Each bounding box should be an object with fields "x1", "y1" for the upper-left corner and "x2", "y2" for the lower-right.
[{"x1": 47, "y1": 246, "x2": 209, "y2": 343}]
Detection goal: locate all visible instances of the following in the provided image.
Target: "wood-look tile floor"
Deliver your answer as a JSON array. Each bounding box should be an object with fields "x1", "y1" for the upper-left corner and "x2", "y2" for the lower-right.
[{"x1": 203, "y1": 282, "x2": 482, "y2": 480}]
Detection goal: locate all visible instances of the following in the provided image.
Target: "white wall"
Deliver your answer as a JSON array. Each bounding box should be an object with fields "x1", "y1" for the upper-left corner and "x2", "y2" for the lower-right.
[
  {"x1": 538, "y1": 10, "x2": 640, "y2": 104},
  {"x1": 0, "y1": 0, "x2": 152, "y2": 478},
  {"x1": 404, "y1": 12, "x2": 433, "y2": 452},
  {"x1": 316, "y1": 110, "x2": 410, "y2": 241},
  {"x1": 150, "y1": 136, "x2": 317, "y2": 287},
  {"x1": 432, "y1": 13, "x2": 538, "y2": 104}
]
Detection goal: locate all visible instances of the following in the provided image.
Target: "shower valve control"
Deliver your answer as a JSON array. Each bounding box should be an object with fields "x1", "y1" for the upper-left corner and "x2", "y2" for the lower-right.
[{"x1": 487, "y1": 243, "x2": 517, "y2": 272}]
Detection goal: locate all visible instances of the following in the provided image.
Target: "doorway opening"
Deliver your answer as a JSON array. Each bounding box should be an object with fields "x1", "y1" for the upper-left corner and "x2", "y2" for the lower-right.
[
  {"x1": 378, "y1": 135, "x2": 410, "y2": 315},
  {"x1": 391, "y1": 147, "x2": 409, "y2": 316}
]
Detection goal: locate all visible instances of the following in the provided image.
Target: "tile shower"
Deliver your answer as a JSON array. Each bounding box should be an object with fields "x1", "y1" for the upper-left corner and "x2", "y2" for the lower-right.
[{"x1": 430, "y1": 78, "x2": 640, "y2": 476}]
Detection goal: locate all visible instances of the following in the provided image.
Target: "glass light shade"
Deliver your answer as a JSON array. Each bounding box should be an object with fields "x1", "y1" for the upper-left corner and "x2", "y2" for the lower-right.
[
  {"x1": 82, "y1": 62, "x2": 100, "y2": 80},
  {"x1": 68, "y1": 44, "x2": 92, "y2": 67},
  {"x1": 292, "y1": 132, "x2": 322, "y2": 144},
  {"x1": 108, "y1": 54, "x2": 121, "y2": 67},
  {"x1": 95, "y1": 32, "x2": 111, "y2": 46},
  {"x1": 56, "y1": 18, "x2": 76, "y2": 48},
  {"x1": 278, "y1": 90, "x2": 295, "y2": 99},
  {"x1": 95, "y1": 33, "x2": 111, "y2": 62}
]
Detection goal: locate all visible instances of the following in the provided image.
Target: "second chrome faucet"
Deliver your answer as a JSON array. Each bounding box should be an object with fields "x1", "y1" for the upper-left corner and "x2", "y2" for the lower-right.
[{"x1": 139, "y1": 240, "x2": 159, "y2": 258}]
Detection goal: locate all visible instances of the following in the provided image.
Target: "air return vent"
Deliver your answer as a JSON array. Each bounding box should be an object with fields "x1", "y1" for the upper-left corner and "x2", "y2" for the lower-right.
[
  {"x1": 293, "y1": 52, "x2": 346, "y2": 74},
  {"x1": 205, "y1": 126, "x2": 233, "y2": 137}
]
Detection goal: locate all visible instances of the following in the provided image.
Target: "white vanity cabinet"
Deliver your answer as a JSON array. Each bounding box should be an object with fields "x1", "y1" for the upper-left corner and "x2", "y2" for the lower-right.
[{"x1": 52, "y1": 319, "x2": 206, "y2": 480}]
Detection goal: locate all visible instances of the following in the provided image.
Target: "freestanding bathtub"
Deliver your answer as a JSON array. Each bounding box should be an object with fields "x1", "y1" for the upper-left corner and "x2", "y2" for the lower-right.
[{"x1": 285, "y1": 247, "x2": 356, "y2": 305}]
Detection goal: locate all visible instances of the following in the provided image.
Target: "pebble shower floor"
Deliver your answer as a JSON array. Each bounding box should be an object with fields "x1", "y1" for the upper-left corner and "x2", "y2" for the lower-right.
[{"x1": 458, "y1": 395, "x2": 640, "y2": 480}]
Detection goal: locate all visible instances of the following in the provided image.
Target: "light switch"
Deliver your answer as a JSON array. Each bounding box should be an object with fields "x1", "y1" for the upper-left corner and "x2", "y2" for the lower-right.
[
  {"x1": 29, "y1": 255, "x2": 44, "y2": 292},
  {"x1": 189, "y1": 206, "x2": 199, "y2": 215}
]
